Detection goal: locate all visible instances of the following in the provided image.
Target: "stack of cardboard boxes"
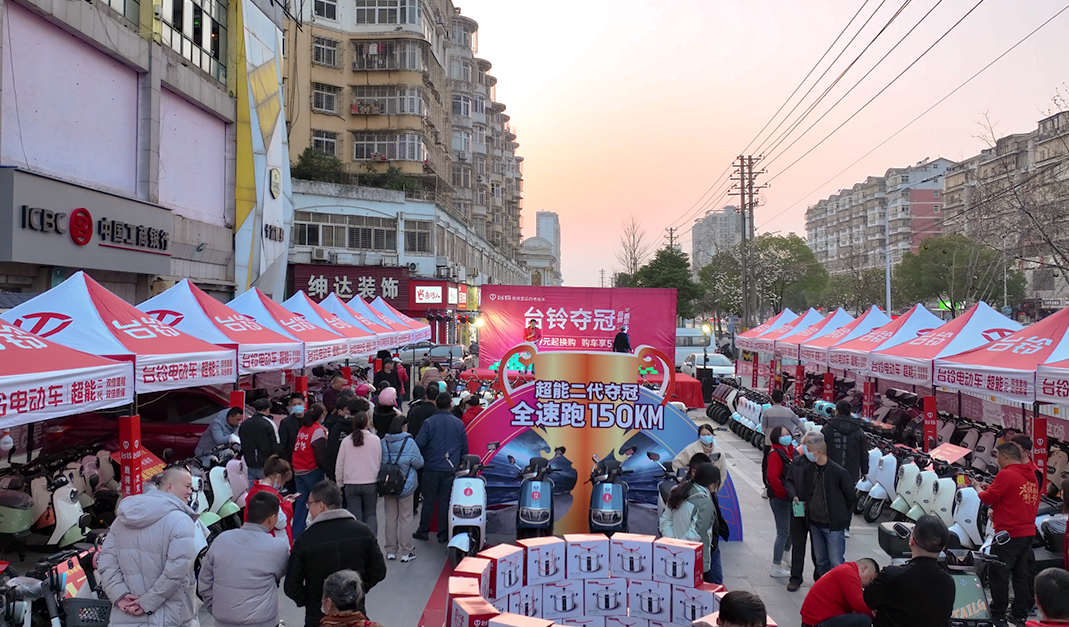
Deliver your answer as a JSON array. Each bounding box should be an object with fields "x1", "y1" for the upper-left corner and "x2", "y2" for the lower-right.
[{"x1": 447, "y1": 532, "x2": 744, "y2": 627}]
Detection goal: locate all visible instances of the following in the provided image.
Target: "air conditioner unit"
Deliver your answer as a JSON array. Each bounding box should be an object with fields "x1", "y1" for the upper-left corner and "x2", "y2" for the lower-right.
[
  {"x1": 312, "y1": 248, "x2": 329, "y2": 262},
  {"x1": 408, "y1": 262, "x2": 420, "y2": 272},
  {"x1": 456, "y1": 151, "x2": 469, "y2": 161}
]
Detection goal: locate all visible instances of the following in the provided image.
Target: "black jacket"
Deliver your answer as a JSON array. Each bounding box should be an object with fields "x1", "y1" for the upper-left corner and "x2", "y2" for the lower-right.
[
  {"x1": 278, "y1": 414, "x2": 301, "y2": 462},
  {"x1": 323, "y1": 415, "x2": 353, "y2": 483},
  {"x1": 284, "y1": 509, "x2": 387, "y2": 627},
  {"x1": 824, "y1": 416, "x2": 869, "y2": 481},
  {"x1": 406, "y1": 400, "x2": 436, "y2": 439},
  {"x1": 864, "y1": 556, "x2": 955, "y2": 627},
  {"x1": 784, "y1": 453, "x2": 812, "y2": 502},
  {"x1": 795, "y1": 460, "x2": 856, "y2": 531},
  {"x1": 373, "y1": 368, "x2": 402, "y2": 392},
  {"x1": 612, "y1": 331, "x2": 631, "y2": 353},
  {"x1": 238, "y1": 413, "x2": 281, "y2": 470},
  {"x1": 372, "y1": 407, "x2": 402, "y2": 437}
]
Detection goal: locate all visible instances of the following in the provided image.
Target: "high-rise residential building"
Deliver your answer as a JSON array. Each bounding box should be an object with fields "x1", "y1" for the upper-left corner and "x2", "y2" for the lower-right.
[
  {"x1": 805, "y1": 158, "x2": 954, "y2": 274},
  {"x1": 536, "y1": 212, "x2": 562, "y2": 265},
  {"x1": 691, "y1": 205, "x2": 741, "y2": 270}
]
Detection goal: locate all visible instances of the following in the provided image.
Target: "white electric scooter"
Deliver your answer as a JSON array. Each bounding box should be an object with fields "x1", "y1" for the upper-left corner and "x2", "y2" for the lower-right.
[
  {"x1": 888, "y1": 459, "x2": 922, "y2": 520},
  {"x1": 854, "y1": 447, "x2": 884, "y2": 515},
  {"x1": 447, "y1": 442, "x2": 499, "y2": 565},
  {"x1": 863, "y1": 450, "x2": 899, "y2": 522}
]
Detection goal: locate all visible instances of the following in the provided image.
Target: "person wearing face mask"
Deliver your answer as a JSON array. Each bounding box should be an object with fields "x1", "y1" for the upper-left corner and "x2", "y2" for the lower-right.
[
  {"x1": 660, "y1": 463, "x2": 720, "y2": 584},
  {"x1": 765, "y1": 425, "x2": 796, "y2": 579},
  {"x1": 793, "y1": 433, "x2": 856, "y2": 579},
  {"x1": 785, "y1": 432, "x2": 820, "y2": 592},
  {"x1": 279, "y1": 393, "x2": 307, "y2": 464},
  {"x1": 672, "y1": 424, "x2": 727, "y2": 481},
  {"x1": 245, "y1": 455, "x2": 296, "y2": 546}
]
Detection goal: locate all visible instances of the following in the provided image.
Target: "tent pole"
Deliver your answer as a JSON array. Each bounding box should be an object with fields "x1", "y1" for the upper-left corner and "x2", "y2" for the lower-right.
[
  {"x1": 957, "y1": 391, "x2": 962, "y2": 418},
  {"x1": 26, "y1": 423, "x2": 33, "y2": 463}
]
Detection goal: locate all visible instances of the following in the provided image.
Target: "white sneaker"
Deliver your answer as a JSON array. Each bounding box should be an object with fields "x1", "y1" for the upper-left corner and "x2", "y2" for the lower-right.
[
  {"x1": 845, "y1": 530, "x2": 851, "y2": 538},
  {"x1": 770, "y1": 567, "x2": 790, "y2": 578},
  {"x1": 386, "y1": 553, "x2": 397, "y2": 561},
  {"x1": 401, "y1": 553, "x2": 417, "y2": 562}
]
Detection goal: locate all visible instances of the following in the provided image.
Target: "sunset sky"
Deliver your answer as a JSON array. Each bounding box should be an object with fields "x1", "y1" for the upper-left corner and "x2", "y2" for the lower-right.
[{"x1": 455, "y1": 0, "x2": 1069, "y2": 286}]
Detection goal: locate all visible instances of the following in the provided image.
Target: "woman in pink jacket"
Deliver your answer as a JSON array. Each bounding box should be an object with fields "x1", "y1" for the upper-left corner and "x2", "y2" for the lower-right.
[{"x1": 335, "y1": 410, "x2": 382, "y2": 535}]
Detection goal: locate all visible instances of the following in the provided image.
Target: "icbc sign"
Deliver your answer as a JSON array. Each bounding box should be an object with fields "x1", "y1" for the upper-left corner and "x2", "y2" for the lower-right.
[{"x1": 21, "y1": 205, "x2": 95, "y2": 246}]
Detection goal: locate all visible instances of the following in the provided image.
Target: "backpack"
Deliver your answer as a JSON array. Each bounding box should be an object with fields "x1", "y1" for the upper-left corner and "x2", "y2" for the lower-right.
[{"x1": 377, "y1": 438, "x2": 409, "y2": 496}]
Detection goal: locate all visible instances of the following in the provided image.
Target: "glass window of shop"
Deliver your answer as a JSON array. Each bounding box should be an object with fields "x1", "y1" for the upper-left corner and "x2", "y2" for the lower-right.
[
  {"x1": 355, "y1": 0, "x2": 418, "y2": 24},
  {"x1": 160, "y1": 0, "x2": 227, "y2": 83}
]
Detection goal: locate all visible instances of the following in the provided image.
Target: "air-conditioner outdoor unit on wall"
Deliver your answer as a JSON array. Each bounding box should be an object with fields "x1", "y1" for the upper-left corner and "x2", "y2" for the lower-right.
[{"x1": 312, "y1": 248, "x2": 329, "y2": 262}]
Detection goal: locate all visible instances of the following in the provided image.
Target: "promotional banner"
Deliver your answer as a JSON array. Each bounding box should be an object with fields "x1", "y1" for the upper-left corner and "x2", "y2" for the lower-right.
[
  {"x1": 479, "y1": 286, "x2": 676, "y2": 373},
  {"x1": 464, "y1": 344, "x2": 743, "y2": 539}
]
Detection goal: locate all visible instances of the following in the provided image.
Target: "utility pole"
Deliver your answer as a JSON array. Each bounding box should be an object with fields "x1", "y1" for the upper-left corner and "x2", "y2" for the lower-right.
[
  {"x1": 665, "y1": 227, "x2": 678, "y2": 249},
  {"x1": 730, "y1": 155, "x2": 767, "y2": 328},
  {"x1": 599, "y1": 269, "x2": 606, "y2": 288}
]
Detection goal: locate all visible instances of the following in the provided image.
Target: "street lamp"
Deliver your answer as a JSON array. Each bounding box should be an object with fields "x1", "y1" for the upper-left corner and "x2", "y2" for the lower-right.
[
  {"x1": 701, "y1": 323, "x2": 711, "y2": 370},
  {"x1": 884, "y1": 174, "x2": 943, "y2": 313}
]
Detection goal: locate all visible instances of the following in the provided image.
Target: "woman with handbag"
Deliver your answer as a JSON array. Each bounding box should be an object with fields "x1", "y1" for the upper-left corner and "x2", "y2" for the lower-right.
[{"x1": 379, "y1": 417, "x2": 424, "y2": 562}]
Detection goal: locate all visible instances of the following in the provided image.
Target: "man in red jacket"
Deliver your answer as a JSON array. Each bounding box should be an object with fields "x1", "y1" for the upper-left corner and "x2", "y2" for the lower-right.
[
  {"x1": 975, "y1": 442, "x2": 1041, "y2": 626},
  {"x1": 800, "y1": 559, "x2": 878, "y2": 627}
]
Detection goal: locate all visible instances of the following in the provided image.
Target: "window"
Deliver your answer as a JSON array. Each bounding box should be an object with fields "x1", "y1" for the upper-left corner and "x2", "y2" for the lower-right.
[
  {"x1": 352, "y1": 132, "x2": 425, "y2": 161},
  {"x1": 351, "y1": 86, "x2": 424, "y2": 115},
  {"x1": 932, "y1": 205, "x2": 941, "y2": 213},
  {"x1": 313, "y1": 37, "x2": 339, "y2": 67},
  {"x1": 352, "y1": 41, "x2": 423, "y2": 71},
  {"x1": 312, "y1": 130, "x2": 338, "y2": 156},
  {"x1": 475, "y1": 157, "x2": 486, "y2": 177},
  {"x1": 474, "y1": 97, "x2": 485, "y2": 114},
  {"x1": 491, "y1": 182, "x2": 502, "y2": 199},
  {"x1": 293, "y1": 213, "x2": 397, "y2": 251},
  {"x1": 473, "y1": 188, "x2": 485, "y2": 206},
  {"x1": 312, "y1": 83, "x2": 341, "y2": 113},
  {"x1": 452, "y1": 24, "x2": 471, "y2": 48},
  {"x1": 314, "y1": 0, "x2": 336, "y2": 19},
  {"x1": 450, "y1": 60, "x2": 471, "y2": 82},
  {"x1": 404, "y1": 220, "x2": 432, "y2": 254},
  {"x1": 933, "y1": 190, "x2": 941, "y2": 199},
  {"x1": 452, "y1": 163, "x2": 471, "y2": 188},
  {"x1": 355, "y1": 0, "x2": 418, "y2": 24},
  {"x1": 452, "y1": 130, "x2": 471, "y2": 153},
  {"x1": 160, "y1": 0, "x2": 228, "y2": 83},
  {"x1": 452, "y1": 95, "x2": 470, "y2": 117}
]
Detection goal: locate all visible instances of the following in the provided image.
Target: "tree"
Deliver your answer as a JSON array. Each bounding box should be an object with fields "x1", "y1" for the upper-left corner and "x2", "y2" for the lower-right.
[
  {"x1": 290, "y1": 147, "x2": 347, "y2": 183},
  {"x1": 615, "y1": 214, "x2": 654, "y2": 278},
  {"x1": 819, "y1": 268, "x2": 888, "y2": 314},
  {"x1": 749, "y1": 233, "x2": 828, "y2": 314},
  {"x1": 633, "y1": 247, "x2": 703, "y2": 319},
  {"x1": 697, "y1": 251, "x2": 742, "y2": 337}
]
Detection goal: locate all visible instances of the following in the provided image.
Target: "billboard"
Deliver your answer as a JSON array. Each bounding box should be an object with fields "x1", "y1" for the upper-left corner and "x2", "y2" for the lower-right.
[{"x1": 479, "y1": 286, "x2": 676, "y2": 372}]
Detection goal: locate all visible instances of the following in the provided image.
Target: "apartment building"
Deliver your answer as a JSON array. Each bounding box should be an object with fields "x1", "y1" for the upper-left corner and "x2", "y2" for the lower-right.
[
  {"x1": 805, "y1": 158, "x2": 954, "y2": 274},
  {"x1": 282, "y1": 1, "x2": 525, "y2": 281},
  {"x1": 691, "y1": 205, "x2": 741, "y2": 270}
]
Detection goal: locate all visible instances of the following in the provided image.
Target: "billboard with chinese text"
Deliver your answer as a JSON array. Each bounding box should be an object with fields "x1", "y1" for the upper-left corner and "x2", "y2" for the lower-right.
[
  {"x1": 479, "y1": 286, "x2": 676, "y2": 372},
  {"x1": 289, "y1": 264, "x2": 410, "y2": 310}
]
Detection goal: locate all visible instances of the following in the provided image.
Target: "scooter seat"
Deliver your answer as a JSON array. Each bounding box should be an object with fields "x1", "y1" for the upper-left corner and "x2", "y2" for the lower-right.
[
  {"x1": 0, "y1": 489, "x2": 33, "y2": 510},
  {"x1": 878, "y1": 522, "x2": 913, "y2": 557}
]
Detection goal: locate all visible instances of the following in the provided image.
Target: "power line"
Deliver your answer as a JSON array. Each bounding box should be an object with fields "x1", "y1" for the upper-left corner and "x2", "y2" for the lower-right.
[{"x1": 755, "y1": 1, "x2": 1069, "y2": 230}]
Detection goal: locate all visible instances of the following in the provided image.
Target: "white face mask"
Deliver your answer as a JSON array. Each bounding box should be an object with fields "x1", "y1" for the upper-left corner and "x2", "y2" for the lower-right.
[{"x1": 306, "y1": 512, "x2": 315, "y2": 528}]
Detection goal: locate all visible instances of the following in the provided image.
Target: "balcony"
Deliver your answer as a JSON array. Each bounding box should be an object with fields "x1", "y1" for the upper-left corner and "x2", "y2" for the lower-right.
[{"x1": 351, "y1": 102, "x2": 384, "y2": 115}]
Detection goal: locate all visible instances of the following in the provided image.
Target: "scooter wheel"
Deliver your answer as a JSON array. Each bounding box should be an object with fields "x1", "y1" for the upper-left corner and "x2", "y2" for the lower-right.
[
  {"x1": 751, "y1": 432, "x2": 763, "y2": 448},
  {"x1": 448, "y1": 546, "x2": 465, "y2": 567},
  {"x1": 853, "y1": 493, "x2": 870, "y2": 515},
  {"x1": 863, "y1": 498, "x2": 884, "y2": 523}
]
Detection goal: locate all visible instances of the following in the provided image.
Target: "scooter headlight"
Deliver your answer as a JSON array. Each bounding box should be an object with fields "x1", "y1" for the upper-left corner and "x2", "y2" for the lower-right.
[
  {"x1": 452, "y1": 505, "x2": 483, "y2": 519},
  {"x1": 518, "y1": 507, "x2": 551, "y2": 524},
  {"x1": 591, "y1": 509, "x2": 623, "y2": 525}
]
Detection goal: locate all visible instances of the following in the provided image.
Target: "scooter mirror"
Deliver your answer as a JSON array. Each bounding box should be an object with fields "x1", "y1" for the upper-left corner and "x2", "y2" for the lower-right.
[
  {"x1": 647, "y1": 452, "x2": 661, "y2": 462},
  {"x1": 162, "y1": 448, "x2": 175, "y2": 462},
  {"x1": 994, "y1": 530, "x2": 1011, "y2": 545},
  {"x1": 487, "y1": 441, "x2": 500, "y2": 452},
  {"x1": 592, "y1": 454, "x2": 600, "y2": 463},
  {"x1": 507, "y1": 455, "x2": 516, "y2": 465},
  {"x1": 892, "y1": 523, "x2": 912, "y2": 539},
  {"x1": 555, "y1": 446, "x2": 567, "y2": 455}
]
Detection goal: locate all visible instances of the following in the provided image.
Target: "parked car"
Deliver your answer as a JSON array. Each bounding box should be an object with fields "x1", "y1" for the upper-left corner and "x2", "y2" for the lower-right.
[
  {"x1": 680, "y1": 352, "x2": 737, "y2": 381},
  {"x1": 675, "y1": 328, "x2": 715, "y2": 371},
  {"x1": 396, "y1": 342, "x2": 465, "y2": 370},
  {"x1": 395, "y1": 341, "x2": 434, "y2": 364}
]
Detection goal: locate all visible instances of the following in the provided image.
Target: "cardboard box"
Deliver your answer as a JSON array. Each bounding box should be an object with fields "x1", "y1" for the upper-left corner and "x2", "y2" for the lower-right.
[
  {"x1": 604, "y1": 618, "x2": 649, "y2": 627},
  {"x1": 652, "y1": 538, "x2": 703, "y2": 588},
  {"x1": 510, "y1": 585, "x2": 543, "y2": 618},
  {"x1": 479, "y1": 544, "x2": 526, "y2": 600},
  {"x1": 648, "y1": 621, "x2": 674, "y2": 627},
  {"x1": 450, "y1": 597, "x2": 500, "y2": 627},
  {"x1": 447, "y1": 576, "x2": 483, "y2": 616},
  {"x1": 542, "y1": 579, "x2": 585, "y2": 621},
  {"x1": 560, "y1": 618, "x2": 606, "y2": 627},
  {"x1": 691, "y1": 612, "x2": 777, "y2": 627},
  {"x1": 628, "y1": 579, "x2": 673, "y2": 621},
  {"x1": 489, "y1": 614, "x2": 554, "y2": 627},
  {"x1": 609, "y1": 533, "x2": 655, "y2": 580},
  {"x1": 491, "y1": 596, "x2": 511, "y2": 613},
  {"x1": 517, "y1": 537, "x2": 567, "y2": 586},
  {"x1": 564, "y1": 534, "x2": 611, "y2": 579},
  {"x1": 583, "y1": 578, "x2": 628, "y2": 617},
  {"x1": 670, "y1": 583, "x2": 725, "y2": 625},
  {"x1": 454, "y1": 557, "x2": 493, "y2": 599}
]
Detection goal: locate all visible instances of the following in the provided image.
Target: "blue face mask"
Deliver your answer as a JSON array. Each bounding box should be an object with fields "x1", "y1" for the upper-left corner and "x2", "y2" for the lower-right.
[
  {"x1": 699, "y1": 435, "x2": 715, "y2": 446},
  {"x1": 292, "y1": 405, "x2": 305, "y2": 414},
  {"x1": 778, "y1": 435, "x2": 793, "y2": 447},
  {"x1": 805, "y1": 451, "x2": 817, "y2": 462}
]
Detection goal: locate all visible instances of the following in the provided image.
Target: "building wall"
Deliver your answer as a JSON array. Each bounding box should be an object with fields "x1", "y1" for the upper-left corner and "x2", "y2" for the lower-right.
[
  {"x1": 908, "y1": 188, "x2": 942, "y2": 253},
  {"x1": 159, "y1": 89, "x2": 228, "y2": 226}
]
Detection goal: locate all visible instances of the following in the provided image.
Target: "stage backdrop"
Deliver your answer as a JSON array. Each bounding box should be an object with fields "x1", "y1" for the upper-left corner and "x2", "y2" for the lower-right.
[{"x1": 479, "y1": 286, "x2": 676, "y2": 372}]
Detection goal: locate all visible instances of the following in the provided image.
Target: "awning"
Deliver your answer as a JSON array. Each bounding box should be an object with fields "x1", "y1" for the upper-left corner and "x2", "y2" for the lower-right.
[
  {"x1": 1, "y1": 272, "x2": 235, "y2": 392},
  {"x1": 798, "y1": 306, "x2": 890, "y2": 367},
  {"x1": 935, "y1": 306, "x2": 1069, "y2": 404},
  {"x1": 829, "y1": 304, "x2": 944, "y2": 373},
  {"x1": 320, "y1": 293, "x2": 399, "y2": 351},
  {"x1": 774, "y1": 308, "x2": 855, "y2": 361},
  {"x1": 751, "y1": 308, "x2": 824, "y2": 355},
  {"x1": 0, "y1": 321, "x2": 134, "y2": 428},
  {"x1": 868, "y1": 302, "x2": 1022, "y2": 386},
  {"x1": 734, "y1": 309, "x2": 798, "y2": 352},
  {"x1": 282, "y1": 291, "x2": 378, "y2": 359},
  {"x1": 139, "y1": 280, "x2": 303, "y2": 375},
  {"x1": 228, "y1": 288, "x2": 348, "y2": 368},
  {"x1": 351, "y1": 296, "x2": 415, "y2": 345},
  {"x1": 369, "y1": 296, "x2": 432, "y2": 342}
]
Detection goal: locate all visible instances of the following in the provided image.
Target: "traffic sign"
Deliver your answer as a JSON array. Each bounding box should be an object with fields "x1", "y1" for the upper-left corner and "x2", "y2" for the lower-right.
[{"x1": 1002, "y1": 305, "x2": 1013, "y2": 315}]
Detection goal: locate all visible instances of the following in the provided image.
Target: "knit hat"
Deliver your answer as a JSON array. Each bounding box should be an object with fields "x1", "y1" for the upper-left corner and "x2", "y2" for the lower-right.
[
  {"x1": 378, "y1": 387, "x2": 397, "y2": 407},
  {"x1": 693, "y1": 462, "x2": 720, "y2": 488}
]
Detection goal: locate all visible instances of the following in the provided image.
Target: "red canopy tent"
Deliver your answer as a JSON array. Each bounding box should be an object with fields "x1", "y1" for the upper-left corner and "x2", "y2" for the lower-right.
[
  {"x1": 735, "y1": 309, "x2": 797, "y2": 352},
  {"x1": 798, "y1": 306, "x2": 890, "y2": 367},
  {"x1": 0, "y1": 321, "x2": 134, "y2": 428},
  {"x1": 867, "y1": 302, "x2": 1021, "y2": 387},
  {"x1": 343, "y1": 295, "x2": 411, "y2": 346},
  {"x1": 139, "y1": 279, "x2": 303, "y2": 375},
  {"x1": 282, "y1": 292, "x2": 378, "y2": 359},
  {"x1": 828, "y1": 304, "x2": 944, "y2": 374},
  {"x1": 320, "y1": 293, "x2": 398, "y2": 352},
  {"x1": 751, "y1": 308, "x2": 824, "y2": 355},
  {"x1": 228, "y1": 288, "x2": 348, "y2": 368},
  {"x1": 0, "y1": 272, "x2": 235, "y2": 392},
  {"x1": 774, "y1": 308, "x2": 855, "y2": 361},
  {"x1": 369, "y1": 296, "x2": 432, "y2": 343}
]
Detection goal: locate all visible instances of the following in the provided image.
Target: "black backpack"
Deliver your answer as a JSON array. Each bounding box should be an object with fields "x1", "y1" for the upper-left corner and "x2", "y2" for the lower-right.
[{"x1": 377, "y1": 438, "x2": 409, "y2": 496}]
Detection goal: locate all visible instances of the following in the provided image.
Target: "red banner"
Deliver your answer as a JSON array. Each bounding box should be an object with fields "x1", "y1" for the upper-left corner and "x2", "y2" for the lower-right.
[
  {"x1": 1033, "y1": 413, "x2": 1048, "y2": 494},
  {"x1": 118, "y1": 415, "x2": 142, "y2": 497},
  {"x1": 229, "y1": 390, "x2": 245, "y2": 409},
  {"x1": 862, "y1": 380, "x2": 875, "y2": 418},
  {"x1": 342, "y1": 366, "x2": 352, "y2": 386},
  {"x1": 751, "y1": 353, "x2": 759, "y2": 389},
  {"x1": 770, "y1": 357, "x2": 781, "y2": 392},
  {"x1": 479, "y1": 286, "x2": 676, "y2": 371},
  {"x1": 795, "y1": 364, "x2": 805, "y2": 407},
  {"x1": 923, "y1": 396, "x2": 937, "y2": 453},
  {"x1": 823, "y1": 373, "x2": 834, "y2": 402}
]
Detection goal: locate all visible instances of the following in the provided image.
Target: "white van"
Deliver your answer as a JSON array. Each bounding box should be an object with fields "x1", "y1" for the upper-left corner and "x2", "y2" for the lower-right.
[{"x1": 675, "y1": 328, "x2": 713, "y2": 371}]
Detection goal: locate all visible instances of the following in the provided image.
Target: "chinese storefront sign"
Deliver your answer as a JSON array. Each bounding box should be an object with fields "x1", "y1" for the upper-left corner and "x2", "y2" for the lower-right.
[{"x1": 290, "y1": 264, "x2": 410, "y2": 309}]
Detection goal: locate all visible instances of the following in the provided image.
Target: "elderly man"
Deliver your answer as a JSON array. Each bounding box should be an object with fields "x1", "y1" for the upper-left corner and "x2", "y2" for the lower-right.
[
  {"x1": 98, "y1": 467, "x2": 198, "y2": 627},
  {"x1": 784, "y1": 431, "x2": 820, "y2": 592},
  {"x1": 791, "y1": 432, "x2": 856, "y2": 578}
]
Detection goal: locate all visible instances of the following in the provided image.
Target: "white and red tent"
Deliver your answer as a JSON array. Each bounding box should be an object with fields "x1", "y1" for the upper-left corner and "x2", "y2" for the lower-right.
[
  {"x1": 369, "y1": 296, "x2": 432, "y2": 343},
  {"x1": 0, "y1": 321, "x2": 134, "y2": 428},
  {"x1": 1038, "y1": 357, "x2": 1069, "y2": 404},
  {"x1": 282, "y1": 292, "x2": 378, "y2": 359},
  {"x1": 798, "y1": 306, "x2": 890, "y2": 367},
  {"x1": 751, "y1": 308, "x2": 825, "y2": 355},
  {"x1": 1, "y1": 272, "x2": 235, "y2": 392},
  {"x1": 348, "y1": 296, "x2": 412, "y2": 346},
  {"x1": 774, "y1": 308, "x2": 855, "y2": 361},
  {"x1": 228, "y1": 288, "x2": 348, "y2": 368},
  {"x1": 320, "y1": 294, "x2": 399, "y2": 351},
  {"x1": 139, "y1": 280, "x2": 303, "y2": 375},
  {"x1": 935, "y1": 306, "x2": 1069, "y2": 404},
  {"x1": 868, "y1": 302, "x2": 1022, "y2": 387},
  {"x1": 828, "y1": 304, "x2": 944, "y2": 373},
  {"x1": 735, "y1": 309, "x2": 798, "y2": 352}
]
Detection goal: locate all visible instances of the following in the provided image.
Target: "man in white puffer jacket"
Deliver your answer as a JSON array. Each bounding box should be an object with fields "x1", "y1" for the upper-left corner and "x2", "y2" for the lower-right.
[{"x1": 98, "y1": 467, "x2": 198, "y2": 627}]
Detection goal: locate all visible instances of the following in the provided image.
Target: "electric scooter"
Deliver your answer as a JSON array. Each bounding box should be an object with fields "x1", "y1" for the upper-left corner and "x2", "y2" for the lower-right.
[
  {"x1": 863, "y1": 450, "x2": 900, "y2": 522},
  {"x1": 511, "y1": 446, "x2": 566, "y2": 539},
  {"x1": 447, "y1": 443, "x2": 499, "y2": 564},
  {"x1": 654, "y1": 453, "x2": 688, "y2": 524},
  {"x1": 886, "y1": 457, "x2": 921, "y2": 521},
  {"x1": 589, "y1": 446, "x2": 636, "y2": 536},
  {"x1": 854, "y1": 447, "x2": 885, "y2": 515}
]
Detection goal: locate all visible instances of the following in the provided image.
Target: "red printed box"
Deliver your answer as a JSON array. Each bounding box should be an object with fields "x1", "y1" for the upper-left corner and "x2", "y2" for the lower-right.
[
  {"x1": 583, "y1": 578, "x2": 628, "y2": 617},
  {"x1": 670, "y1": 583, "x2": 725, "y2": 625},
  {"x1": 479, "y1": 544, "x2": 525, "y2": 600},
  {"x1": 542, "y1": 580, "x2": 585, "y2": 621},
  {"x1": 454, "y1": 557, "x2": 492, "y2": 599},
  {"x1": 517, "y1": 537, "x2": 567, "y2": 586},
  {"x1": 628, "y1": 579, "x2": 672, "y2": 621},
  {"x1": 489, "y1": 614, "x2": 554, "y2": 627},
  {"x1": 450, "y1": 597, "x2": 500, "y2": 627},
  {"x1": 652, "y1": 538, "x2": 703, "y2": 588},
  {"x1": 509, "y1": 585, "x2": 543, "y2": 618},
  {"x1": 564, "y1": 533, "x2": 611, "y2": 579},
  {"x1": 609, "y1": 533, "x2": 655, "y2": 580},
  {"x1": 447, "y1": 576, "x2": 483, "y2": 616}
]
